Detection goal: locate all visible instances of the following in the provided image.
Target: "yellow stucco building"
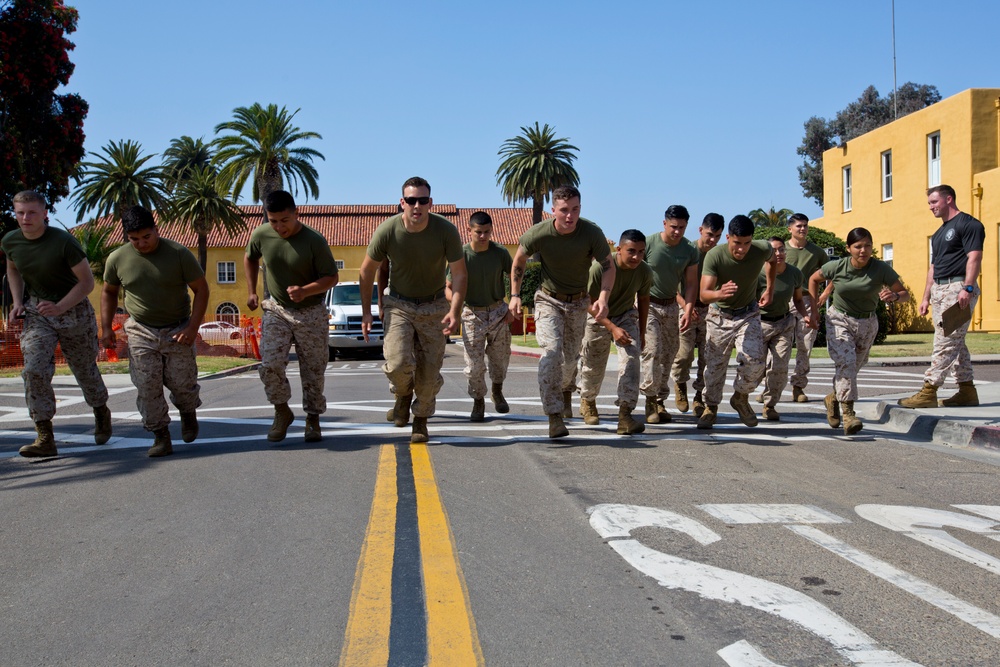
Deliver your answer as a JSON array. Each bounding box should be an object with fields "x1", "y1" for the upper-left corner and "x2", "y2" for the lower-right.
[
  {"x1": 815, "y1": 87, "x2": 1000, "y2": 332},
  {"x1": 87, "y1": 204, "x2": 535, "y2": 324}
]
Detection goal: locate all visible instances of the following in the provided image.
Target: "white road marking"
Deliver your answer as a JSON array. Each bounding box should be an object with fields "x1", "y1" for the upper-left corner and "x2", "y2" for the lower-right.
[
  {"x1": 786, "y1": 524, "x2": 1000, "y2": 639},
  {"x1": 855, "y1": 505, "x2": 1000, "y2": 574},
  {"x1": 954, "y1": 505, "x2": 1000, "y2": 522},
  {"x1": 588, "y1": 504, "x2": 921, "y2": 666},
  {"x1": 699, "y1": 503, "x2": 849, "y2": 525},
  {"x1": 717, "y1": 640, "x2": 787, "y2": 667}
]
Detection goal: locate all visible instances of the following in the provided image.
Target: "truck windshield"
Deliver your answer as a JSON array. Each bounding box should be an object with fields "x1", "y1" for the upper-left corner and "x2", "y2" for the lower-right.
[{"x1": 331, "y1": 285, "x2": 378, "y2": 306}]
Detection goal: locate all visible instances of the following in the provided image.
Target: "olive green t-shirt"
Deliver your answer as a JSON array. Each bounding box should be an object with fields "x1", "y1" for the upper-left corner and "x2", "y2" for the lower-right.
[
  {"x1": 246, "y1": 223, "x2": 338, "y2": 309},
  {"x1": 645, "y1": 232, "x2": 698, "y2": 300},
  {"x1": 702, "y1": 241, "x2": 774, "y2": 310},
  {"x1": 1, "y1": 226, "x2": 87, "y2": 302},
  {"x1": 785, "y1": 241, "x2": 828, "y2": 283},
  {"x1": 367, "y1": 213, "x2": 463, "y2": 298},
  {"x1": 821, "y1": 257, "x2": 900, "y2": 315},
  {"x1": 678, "y1": 240, "x2": 712, "y2": 306},
  {"x1": 757, "y1": 264, "x2": 803, "y2": 318},
  {"x1": 454, "y1": 242, "x2": 512, "y2": 307},
  {"x1": 518, "y1": 218, "x2": 611, "y2": 294},
  {"x1": 105, "y1": 238, "x2": 205, "y2": 326},
  {"x1": 588, "y1": 257, "x2": 653, "y2": 318}
]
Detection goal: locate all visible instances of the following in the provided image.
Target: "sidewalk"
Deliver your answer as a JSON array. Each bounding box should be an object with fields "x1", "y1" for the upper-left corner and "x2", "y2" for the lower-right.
[{"x1": 512, "y1": 343, "x2": 1000, "y2": 452}]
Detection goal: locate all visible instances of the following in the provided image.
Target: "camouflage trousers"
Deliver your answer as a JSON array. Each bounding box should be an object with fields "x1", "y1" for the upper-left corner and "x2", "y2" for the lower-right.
[
  {"x1": 260, "y1": 299, "x2": 328, "y2": 414},
  {"x1": 671, "y1": 304, "x2": 708, "y2": 393},
  {"x1": 925, "y1": 282, "x2": 979, "y2": 386},
  {"x1": 125, "y1": 318, "x2": 201, "y2": 431},
  {"x1": 640, "y1": 301, "x2": 679, "y2": 399},
  {"x1": 578, "y1": 309, "x2": 641, "y2": 410},
  {"x1": 20, "y1": 298, "x2": 108, "y2": 422},
  {"x1": 383, "y1": 295, "x2": 449, "y2": 418},
  {"x1": 461, "y1": 303, "x2": 511, "y2": 399},
  {"x1": 790, "y1": 294, "x2": 818, "y2": 390},
  {"x1": 759, "y1": 313, "x2": 796, "y2": 407},
  {"x1": 703, "y1": 305, "x2": 765, "y2": 406},
  {"x1": 826, "y1": 306, "x2": 879, "y2": 402},
  {"x1": 534, "y1": 290, "x2": 590, "y2": 415}
]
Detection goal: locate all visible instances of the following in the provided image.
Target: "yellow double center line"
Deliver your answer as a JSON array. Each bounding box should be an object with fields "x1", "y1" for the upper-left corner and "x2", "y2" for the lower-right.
[{"x1": 340, "y1": 444, "x2": 484, "y2": 666}]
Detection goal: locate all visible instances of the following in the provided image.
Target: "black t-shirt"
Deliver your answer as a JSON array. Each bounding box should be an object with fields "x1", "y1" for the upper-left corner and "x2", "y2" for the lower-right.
[{"x1": 931, "y1": 212, "x2": 985, "y2": 280}]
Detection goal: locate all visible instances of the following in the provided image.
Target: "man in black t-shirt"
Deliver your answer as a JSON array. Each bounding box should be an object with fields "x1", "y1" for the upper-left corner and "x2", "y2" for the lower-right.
[{"x1": 899, "y1": 184, "x2": 985, "y2": 409}]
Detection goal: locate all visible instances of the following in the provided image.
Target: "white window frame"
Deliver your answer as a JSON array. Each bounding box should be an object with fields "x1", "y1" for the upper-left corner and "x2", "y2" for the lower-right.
[
  {"x1": 927, "y1": 132, "x2": 941, "y2": 187},
  {"x1": 335, "y1": 259, "x2": 345, "y2": 270},
  {"x1": 216, "y1": 302, "x2": 240, "y2": 325},
  {"x1": 881, "y1": 150, "x2": 893, "y2": 201},
  {"x1": 217, "y1": 261, "x2": 236, "y2": 284},
  {"x1": 882, "y1": 243, "x2": 893, "y2": 268},
  {"x1": 842, "y1": 165, "x2": 853, "y2": 212}
]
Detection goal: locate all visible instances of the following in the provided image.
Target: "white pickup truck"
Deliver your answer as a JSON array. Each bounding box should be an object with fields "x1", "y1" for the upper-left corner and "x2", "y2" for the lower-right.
[{"x1": 325, "y1": 281, "x2": 384, "y2": 359}]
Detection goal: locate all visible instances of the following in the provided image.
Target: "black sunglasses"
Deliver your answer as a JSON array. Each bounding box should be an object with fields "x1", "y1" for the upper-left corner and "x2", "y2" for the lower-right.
[{"x1": 403, "y1": 196, "x2": 430, "y2": 206}]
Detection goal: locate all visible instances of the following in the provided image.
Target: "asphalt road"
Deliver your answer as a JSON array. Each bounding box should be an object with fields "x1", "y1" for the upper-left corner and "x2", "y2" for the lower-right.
[{"x1": 2, "y1": 348, "x2": 999, "y2": 666}]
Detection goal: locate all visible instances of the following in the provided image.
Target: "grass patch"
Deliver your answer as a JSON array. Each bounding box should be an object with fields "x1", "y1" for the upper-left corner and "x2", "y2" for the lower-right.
[{"x1": 0, "y1": 356, "x2": 256, "y2": 379}]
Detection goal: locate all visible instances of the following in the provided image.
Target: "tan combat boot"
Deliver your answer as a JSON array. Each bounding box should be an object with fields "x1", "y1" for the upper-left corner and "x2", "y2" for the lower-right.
[
  {"x1": 792, "y1": 386, "x2": 809, "y2": 403},
  {"x1": 841, "y1": 401, "x2": 863, "y2": 435},
  {"x1": 655, "y1": 398, "x2": 671, "y2": 424},
  {"x1": 304, "y1": 414, "x2": 322, "y2": 442},
  {"x1": 692, "y1": 390, "x2": 706, "y2": 418},
  {"x1": 729, "y1": 391, "x2": 758, "y2": 427},
  {"x1": 617, "y1": 405, "x2": 645, "y2": 435},
  {"x1": 562, "y1": 391, "x2": 573, "y2": 418},
  {"x1": 180, "y1": 411, "x2": 198, "y2": 443},
  {"x1": 580, "y1": 399, "x2": 600, "y2": 425},
  {"x1": 762, "y1": 405, "x2": 780, "y2": 421},
  {"x1": 491, "y1": 383, "x2": 509, "y2": 413},
  {"x1": 644, "y1": 397, "x2": 661, "y2": 424},
  {"x1": 548, "y1": 414, "x2": 569, "y2": 438},
  {"x1": 824, "y1": 393, "x2": 841, "y2": 428},
  {"x1": 756, "y1": 392, "x2": 765, "y2": 404},
  {"x1": 898, "y1": 382, "x2": 937, "y2": 409},
  {"x1": 470, "y1": 398, "x2": 486, "y2": 423},
  {"x1": 393, "y1": 394, "x2": 412, "y2": 427},
  {"x1": 148, "y1": 427, "x2": 173, "y2": 457},
  {"x1": 674, "y1": 383, "x2": 690, "y2": 413},
  {"x1": 411, "y1": 417, "x2": 429, "y2": 443},
  {"x1": 20, "y1": 420, "x2": 57, "y2": 457},
  {"x1": 267, "y1": 403, "x2": 295, "y2": 442},
  {"x1": 94, "y1": 405, "x2": 112, "y2": 444},
  {"x1": 940, "y1": 381, "x2": 979, "y2": 407},
  {"x1": 696, "y1": 405, "x2": 718, "y2": 430}
]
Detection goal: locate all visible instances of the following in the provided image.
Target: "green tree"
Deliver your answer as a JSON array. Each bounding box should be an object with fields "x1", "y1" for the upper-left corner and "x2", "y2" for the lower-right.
[
  {"x1": 213, "y1": 103, "x2": 324, "y2": 205},
  {"x1": 71, "y1": 222, "x2": 122, "y2": 283},
  {"x1": 748, "y1": 207, "x2": 795, "y2": 228},
  {"x1": 496, "y1": 122, "x2": 579, "y2": 224},
  {"x1": 797, "y1": 83, "x2": 941, "y2": 206},
  {"x1": 167, "y1": 165, "x2": 247, "y2": 270},
  {"x1": 0, "y1": 0, "x2": 88, "y2": 238},
  {"x1": 70, "y1": 139, "x2": 169, "y2": 223},
  {"x1": 162, "y1": 135, "x2": 213, "y2": 192},
  {"x1": 752, "y1": 224, "x2": 847, "y2": 257}
]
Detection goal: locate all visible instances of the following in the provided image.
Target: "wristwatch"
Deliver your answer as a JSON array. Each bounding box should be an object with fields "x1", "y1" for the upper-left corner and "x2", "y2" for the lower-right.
[{"x1": 963, "y1": 285, "x2": 974, "y2": 293}]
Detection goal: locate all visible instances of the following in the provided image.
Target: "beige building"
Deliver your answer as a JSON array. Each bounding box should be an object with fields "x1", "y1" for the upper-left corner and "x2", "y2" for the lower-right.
[{"x1": 815, "y1": 87, "x2": 1000, "y2": 332}]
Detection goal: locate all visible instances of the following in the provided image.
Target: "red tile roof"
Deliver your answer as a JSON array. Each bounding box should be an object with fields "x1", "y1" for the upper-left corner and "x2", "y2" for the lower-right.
[{"x1": 85, "y1": 205, "x2": 535, "y2": 248}]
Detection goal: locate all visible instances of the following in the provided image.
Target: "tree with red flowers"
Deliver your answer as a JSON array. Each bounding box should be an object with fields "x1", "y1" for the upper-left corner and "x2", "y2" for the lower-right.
[{"x1": 0, "y1": 0, "x2": 88, "y2": 238}]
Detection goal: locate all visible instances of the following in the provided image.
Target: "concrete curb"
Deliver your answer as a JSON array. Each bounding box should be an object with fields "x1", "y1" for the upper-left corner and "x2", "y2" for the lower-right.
[
  {"x1": 863, "y1": 400, "x2": 1000, "y2": 452},
  {"x1": 198, "y1": 361, "x2": 261, "y2": 380}
]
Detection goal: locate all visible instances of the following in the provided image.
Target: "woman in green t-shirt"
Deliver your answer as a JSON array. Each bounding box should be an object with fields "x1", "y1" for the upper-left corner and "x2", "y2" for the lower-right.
[{"x1": 808, "y1": 227, "x2": 909, "y2": 435}]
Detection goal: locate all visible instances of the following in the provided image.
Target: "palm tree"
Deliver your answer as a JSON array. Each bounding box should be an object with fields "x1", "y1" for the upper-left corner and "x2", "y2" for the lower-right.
[
  {"x1": 163, "y1": 135, "x2": 213, "y2": 192},
  {"x1": 748, "y1": 207, "x2": 795, "y2": 228},
  {"x1": 71, "y1": 139, "x2": 169, "y2": 223},
  {"x1": 71, "y1": 223, "x2": 122, "y2": 283},
  {"x1": 213, "y1": 103, "x2": 324, "y2": 204},
  {"x1": 496, "y1": 122, "x2": 579, "y2": 223},
  {"x1": 168, "y1": 165, "x2": 247, "y2": 270}
]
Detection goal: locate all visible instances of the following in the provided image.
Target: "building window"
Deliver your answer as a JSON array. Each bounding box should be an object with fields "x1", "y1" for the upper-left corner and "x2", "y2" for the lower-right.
[
  {"x1": 927, "y1": 132, "x2": 941, "y2": 186},
  {"x1": 881, "y1": 150, "x2": 893, "y2": 201},
  {"x1": 842, "y1": 165, "x2": 852, "y2": 212},
  {"x1": 217, "y1": 261, "x2": 236, "y2": 284},
  {"x1": 882, "y1": 243, "x2": 893, "y2": 268},
  {"x1": 216, "y1": 302, "x2": 239, "y2": 325},
  {"x1": 335, "y1": 259, "x2": 344, "y2": 270}
]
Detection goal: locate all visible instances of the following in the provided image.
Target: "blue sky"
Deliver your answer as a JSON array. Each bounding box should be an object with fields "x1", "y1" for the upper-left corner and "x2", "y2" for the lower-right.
[{"x1": 55, "y1": 0, "x2": 999, "y2": 242}]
